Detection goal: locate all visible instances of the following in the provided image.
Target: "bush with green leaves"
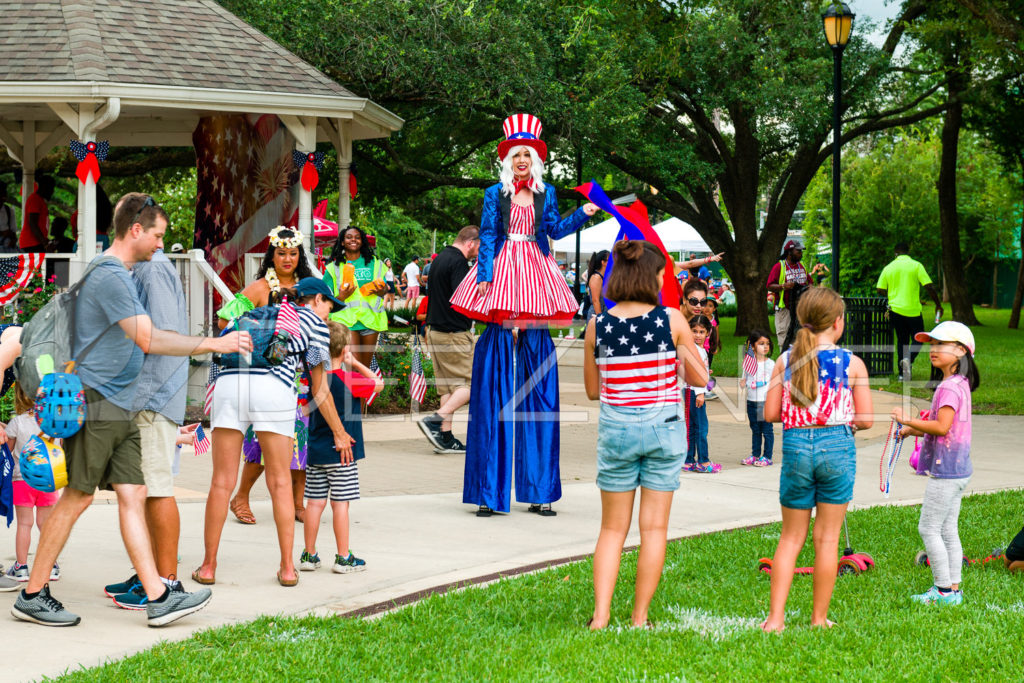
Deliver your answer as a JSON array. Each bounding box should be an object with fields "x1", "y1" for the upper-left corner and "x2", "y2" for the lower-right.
[{"x1": 365, "y1": 332, "x2": 439, "y2": 414}]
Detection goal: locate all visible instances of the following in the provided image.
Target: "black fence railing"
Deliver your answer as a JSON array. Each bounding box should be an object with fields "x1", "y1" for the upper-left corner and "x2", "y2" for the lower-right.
[{"x1": 843, "y1": 296, "x2": 893, "y2": 376}]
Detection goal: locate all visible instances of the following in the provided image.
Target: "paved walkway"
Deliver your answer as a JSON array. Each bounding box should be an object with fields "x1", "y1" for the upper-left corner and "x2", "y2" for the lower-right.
[{"x1": 4, "y1": 344, "x2": 1024, "y2": 681}]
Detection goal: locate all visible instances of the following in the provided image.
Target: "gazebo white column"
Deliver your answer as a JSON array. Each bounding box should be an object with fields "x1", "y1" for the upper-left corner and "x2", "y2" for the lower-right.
[
  {"x1": 321, "y1": 118, "x2": 352, "y2": 239},
  {"x1": 49, "y1": 99, "x2": 120, "y2": 276},
  {"x1": 278, "y1": 115, "x2": 317, "y2": 247}
]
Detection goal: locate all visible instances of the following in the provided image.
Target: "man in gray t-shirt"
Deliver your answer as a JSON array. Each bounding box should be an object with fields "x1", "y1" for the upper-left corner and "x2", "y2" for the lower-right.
[{"x1": 14, "y1": 193, "x2": 251, "y2": 629}]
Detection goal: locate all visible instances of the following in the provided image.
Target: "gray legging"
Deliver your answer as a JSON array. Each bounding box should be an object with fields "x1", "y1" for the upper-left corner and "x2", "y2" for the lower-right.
[{"x1": 918, "y1": 476, "x2": 970, "y2": 588}]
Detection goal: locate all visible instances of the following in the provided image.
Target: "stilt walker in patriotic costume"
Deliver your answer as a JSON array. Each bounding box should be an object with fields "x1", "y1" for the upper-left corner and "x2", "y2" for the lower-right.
[{"x1": 451, "y1": 114, "x2": 598, "y2": 517}]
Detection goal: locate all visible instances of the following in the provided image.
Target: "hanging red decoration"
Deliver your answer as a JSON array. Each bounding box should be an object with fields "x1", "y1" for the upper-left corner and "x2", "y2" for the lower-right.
[
  {"x1": 349, "y1": 161, "x2": 358, "y2": 199},
  {"x1": 69, "y1": 140, "x2": 109, "y2": 185},
  {"x1": 292, "y1": 150, "x2": 325, "y2": 192}
]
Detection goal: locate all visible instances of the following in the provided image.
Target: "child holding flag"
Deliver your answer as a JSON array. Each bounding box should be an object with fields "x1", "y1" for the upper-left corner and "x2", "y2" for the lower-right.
[
  {"x1": 301, "y1": 321, "x2": 382, "y2": 574},
  {"x1": 742, "y1": 330, "x2": 775, "y2": 467}
]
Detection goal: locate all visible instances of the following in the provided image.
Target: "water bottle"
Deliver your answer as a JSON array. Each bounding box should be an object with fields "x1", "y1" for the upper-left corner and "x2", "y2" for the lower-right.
[{"x1": 934, "y1": 311, "x2": 941, "y2": 325}]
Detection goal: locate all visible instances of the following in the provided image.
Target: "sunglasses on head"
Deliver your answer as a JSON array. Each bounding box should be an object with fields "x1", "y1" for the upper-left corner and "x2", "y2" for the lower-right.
[
  {"x1": 687, "y1": 297, "x2": 710, "y2": 307},
  {"x1": 131, "y1": 196, "x2": 156, "y2": 226}
]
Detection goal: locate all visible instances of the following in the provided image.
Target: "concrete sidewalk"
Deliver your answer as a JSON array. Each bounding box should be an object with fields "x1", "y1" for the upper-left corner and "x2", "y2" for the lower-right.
[{"x1": 3, "y1": 350, "x2": 1023, "y2": 681}]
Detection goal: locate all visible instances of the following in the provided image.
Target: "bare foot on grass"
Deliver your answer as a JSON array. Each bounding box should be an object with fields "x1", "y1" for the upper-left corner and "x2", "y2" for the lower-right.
[{"x1": 761, "y1": 619, "x2": 785, "y2": 633}]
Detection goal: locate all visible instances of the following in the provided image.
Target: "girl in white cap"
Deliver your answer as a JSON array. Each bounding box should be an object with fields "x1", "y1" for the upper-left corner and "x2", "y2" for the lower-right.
[{"x1": 893, "y1": 321, "x2": 980, "y2": 606}]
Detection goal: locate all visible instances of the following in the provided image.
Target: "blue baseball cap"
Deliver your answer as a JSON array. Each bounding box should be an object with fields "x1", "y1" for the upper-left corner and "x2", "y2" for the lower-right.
[{"x1": 294, "y1": 277, "x2": 345, "y2": 312}]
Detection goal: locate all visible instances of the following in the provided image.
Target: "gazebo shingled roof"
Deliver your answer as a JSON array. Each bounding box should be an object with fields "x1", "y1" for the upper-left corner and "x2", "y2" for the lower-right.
[
  {"x1": 0, "y1": 0, "x2": 402, "y2": 273},
  {"x1": 0, "y1": 0, "x2": 356, "y2": 97}
]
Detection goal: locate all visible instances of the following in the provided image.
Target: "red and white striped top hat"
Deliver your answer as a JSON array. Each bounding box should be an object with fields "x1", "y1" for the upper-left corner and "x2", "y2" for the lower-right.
[{"x1": 497, "y1": 113, "x2": 547, "y2": 162}]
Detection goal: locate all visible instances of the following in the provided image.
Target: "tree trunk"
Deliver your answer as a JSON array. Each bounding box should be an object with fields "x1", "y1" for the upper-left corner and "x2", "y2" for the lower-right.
[
  {"x1": 1010, "y1": 160, "x2": 1024, "y2": 328},
  {"x1": 729, "y1": 247, "x2": 771, "y2": 338},
  {"x1": 937, "y1": 62, "x2": 981, "y2": 325}
]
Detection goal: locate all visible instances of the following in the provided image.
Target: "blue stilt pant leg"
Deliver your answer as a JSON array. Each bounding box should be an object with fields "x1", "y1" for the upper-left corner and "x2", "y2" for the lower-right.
[
  {"x1": 513, "y1": 328, "x2": 561, "y2": 505},
  {"x1": 462, "y1": 324, "x2": 515, "y2": 512}
]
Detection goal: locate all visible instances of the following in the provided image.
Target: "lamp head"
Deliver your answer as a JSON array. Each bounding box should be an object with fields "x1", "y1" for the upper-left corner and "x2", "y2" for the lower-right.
[{"x1": 821, "y1": 2, "x2": 855, "y2": 49}]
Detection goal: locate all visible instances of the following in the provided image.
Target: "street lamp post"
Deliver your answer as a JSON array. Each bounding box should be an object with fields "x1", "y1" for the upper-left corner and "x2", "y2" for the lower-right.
[{"x1": 822, "y1": 2, "x2": 855, "y2": 292}]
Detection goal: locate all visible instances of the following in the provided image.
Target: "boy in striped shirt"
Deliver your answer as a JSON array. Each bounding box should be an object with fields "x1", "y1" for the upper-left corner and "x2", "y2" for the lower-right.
[{"x1": 300, "y1": 322, "x2": 383, "y2": 574}]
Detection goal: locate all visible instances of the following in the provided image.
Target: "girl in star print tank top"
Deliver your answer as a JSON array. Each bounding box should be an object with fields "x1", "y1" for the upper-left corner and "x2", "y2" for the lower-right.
[
  {"x1": 761, "y1": 287, "x2": 874, "y2": 632},
  {"x1": 583, "y1": 240, "x2": 708, "y2": 630}
]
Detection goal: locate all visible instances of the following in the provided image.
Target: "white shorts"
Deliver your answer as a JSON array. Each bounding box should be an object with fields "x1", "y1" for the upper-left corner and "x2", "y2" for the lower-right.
[
  {"x1": 211, "y1": 372, "x2": 298, "y2": 437},
  {"x1": 135, "y1": 410, "x2": 179, "y2": 498}
]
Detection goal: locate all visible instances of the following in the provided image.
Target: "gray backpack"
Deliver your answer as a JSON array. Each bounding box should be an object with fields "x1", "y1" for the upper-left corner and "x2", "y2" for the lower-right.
[{"x1": 14, "y1": 261, "x2": 103, "y2": 398}]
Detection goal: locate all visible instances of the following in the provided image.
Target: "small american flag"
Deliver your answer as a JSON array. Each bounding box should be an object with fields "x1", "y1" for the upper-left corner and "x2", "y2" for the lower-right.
[
  {"x1": 366, "y1": 354, "x2": 383, "y2": 406},
  {"x1": 204, "y1": 363, "x2": 220, "y2": 416},
  {"x1": 742, "y1": 348, "x2": 758, "y2": 377},
  {"x1": 275, "y1": 299, "x2": 301, "y2": 338},
  {"x1": 0, "y1": 254, "x2": 44, "y2": 306},
  {"x1": 193, "y1": 425, "x2": 211, "y2": 456},
  {"x1": 410, "y1": 340, "x2": 426, "y2": 404}
]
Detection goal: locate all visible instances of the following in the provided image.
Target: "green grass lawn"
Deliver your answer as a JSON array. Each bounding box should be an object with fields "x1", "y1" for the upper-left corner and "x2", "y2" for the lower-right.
[{"x1": 62, "y1": 490, "x2": 1024, "y2": 681}]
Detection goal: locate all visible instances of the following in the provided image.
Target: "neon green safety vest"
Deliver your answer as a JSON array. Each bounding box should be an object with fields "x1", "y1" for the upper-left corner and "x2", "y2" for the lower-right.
[
  {"x1": 777, "y1": 261, "x2": 807, "y2": 309},
  {"x1": 328, "y1": 259, "x2": 389, "y2": 331}
]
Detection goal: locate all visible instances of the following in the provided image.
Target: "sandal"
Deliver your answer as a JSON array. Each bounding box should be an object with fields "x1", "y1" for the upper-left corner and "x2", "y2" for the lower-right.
[
  {"x1": 276, "y1": 570, "x2": 299, "y2": 587},
  {"x1": 191, "y1": 568, "x2": 215, "y2": 585},
  {"x1": 476, "y1": 506, "x2": 493, "y2": 517},
  {"x1": 528, "y1": 504, "x2": 557, "y2": 517},
  {"x1": 230, "y1": 499, "x2": 256, "y2": 525}
]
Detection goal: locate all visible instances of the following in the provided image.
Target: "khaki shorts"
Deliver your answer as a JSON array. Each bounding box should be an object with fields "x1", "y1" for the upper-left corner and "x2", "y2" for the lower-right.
[
  {"x1": 65, "y1": 388, "x2": 143, "y2": 494},
  {"x1": 135, "y1": 410, "x2": 179, "y2": 497},
  {"x1": 426, "y1": 328, "x2": 474, "y2": 394}
]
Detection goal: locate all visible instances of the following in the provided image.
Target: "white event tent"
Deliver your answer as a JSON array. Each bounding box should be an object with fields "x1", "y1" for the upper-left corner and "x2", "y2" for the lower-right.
[{"x1": 552, "y1": 215, "x2": 711, "y2": 256}]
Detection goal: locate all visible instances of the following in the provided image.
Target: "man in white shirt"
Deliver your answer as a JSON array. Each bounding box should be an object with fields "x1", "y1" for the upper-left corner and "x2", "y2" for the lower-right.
[{"x1": 403, "y1": 256, "x2": 422, "y2": 306}]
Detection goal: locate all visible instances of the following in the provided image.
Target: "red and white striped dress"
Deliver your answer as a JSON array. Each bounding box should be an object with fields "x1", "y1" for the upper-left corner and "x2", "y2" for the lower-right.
[{"x1": 450, "y1": 202, "x2": 578, "y2": 325}]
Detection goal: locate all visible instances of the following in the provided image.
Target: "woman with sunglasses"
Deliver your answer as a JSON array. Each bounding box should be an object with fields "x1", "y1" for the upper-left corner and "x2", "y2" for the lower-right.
[{"x1": 681, "y1": 279, "x2": 711, "y2": 321}]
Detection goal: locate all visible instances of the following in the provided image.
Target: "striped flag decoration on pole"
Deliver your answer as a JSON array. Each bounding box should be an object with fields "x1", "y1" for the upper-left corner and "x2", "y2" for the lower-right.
[
  {"x1": 275, "y1": 298, "x2": 302, "y2": 338},
  {"x1": 0, "y1": 254, "x2": 45, "y2": 306},
  {"x1": 193, "y1": 424, "x2": 211, "y2": 456},
  {"x1": 366, "y1": 354, "x2": 383, "y2": 406},
  {"x1": 203, "y1": 363, "x2": 220, "y2": 416},
  {"x1": 410, "y1": 340, "x2": 426, "y2": 405},
  {"x1": 742, "y1": 348, "x2": 759, "y2": 377}
]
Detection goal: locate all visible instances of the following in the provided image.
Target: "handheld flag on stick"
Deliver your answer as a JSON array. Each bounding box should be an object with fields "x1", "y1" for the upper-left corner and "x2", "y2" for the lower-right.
[
  {"x1": 574, "y1": 181, "x2": 679, "y2": 310},
  {"x1": 742, "y1": 348, "x2": 759, "y2": 377},
  {"x1": 410, "y1": 340, "x2": 426, "y2": 405},
  {"x1": 193, "y1": 425, "x2": 211, "y2": 456},
  {"x1": 366, "y1": 354, "x2": 383, "y2": 407}
]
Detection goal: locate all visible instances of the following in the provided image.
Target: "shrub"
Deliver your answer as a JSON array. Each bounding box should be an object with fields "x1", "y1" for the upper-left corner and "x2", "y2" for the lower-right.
[{"x1": 365, "y1": 332, "x2": 440, "y2": 414}]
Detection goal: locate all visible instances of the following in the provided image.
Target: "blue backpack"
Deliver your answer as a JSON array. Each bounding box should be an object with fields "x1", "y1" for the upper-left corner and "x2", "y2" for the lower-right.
[{"x1": 215, "y1": 305, "x2": 295, "y2": 369}]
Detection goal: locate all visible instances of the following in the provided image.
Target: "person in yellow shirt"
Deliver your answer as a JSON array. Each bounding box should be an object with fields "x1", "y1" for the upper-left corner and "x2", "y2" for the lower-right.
[{"x1": 876, "y1": 242, "x2": 944, "y2": 381}]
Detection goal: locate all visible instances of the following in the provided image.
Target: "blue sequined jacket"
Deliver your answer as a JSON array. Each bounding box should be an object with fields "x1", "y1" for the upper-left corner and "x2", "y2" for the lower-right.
[{"x1": 476, "y1": 182, "x2": 591, "y2": 283}]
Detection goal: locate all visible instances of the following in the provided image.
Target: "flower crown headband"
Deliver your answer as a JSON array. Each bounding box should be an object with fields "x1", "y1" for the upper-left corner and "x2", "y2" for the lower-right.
[{"x1": 268, "y1": 225, "x2": 303, "y2": 249}]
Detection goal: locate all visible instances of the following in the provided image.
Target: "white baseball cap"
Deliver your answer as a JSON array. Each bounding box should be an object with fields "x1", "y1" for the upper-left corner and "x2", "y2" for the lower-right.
[{"x1": 914, "y1": 321, "x2": 975, "y2": 355}]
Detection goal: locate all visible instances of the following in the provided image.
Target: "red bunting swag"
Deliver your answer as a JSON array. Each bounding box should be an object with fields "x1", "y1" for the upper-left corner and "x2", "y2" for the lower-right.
[
  {"x1": 69, "y1": 140, "x2": 109, "y2": 185},
  {"x1": 292, "y1": 150, "x2": 325, "y2": 192}
]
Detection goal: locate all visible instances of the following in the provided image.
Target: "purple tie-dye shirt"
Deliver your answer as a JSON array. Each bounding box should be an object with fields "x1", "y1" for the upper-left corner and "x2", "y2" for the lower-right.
[{"x1": 915, "y1": 374, "x2": 973, "y2": 479}]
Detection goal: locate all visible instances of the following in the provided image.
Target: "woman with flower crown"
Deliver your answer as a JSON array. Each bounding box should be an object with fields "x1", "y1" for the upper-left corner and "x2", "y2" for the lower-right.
[
  {"x1": 450, "y1": 114, "x2": 599, "y2": 517},
  {"x1": 215, "y1": 226, "x2": 329, "y2": 524}
]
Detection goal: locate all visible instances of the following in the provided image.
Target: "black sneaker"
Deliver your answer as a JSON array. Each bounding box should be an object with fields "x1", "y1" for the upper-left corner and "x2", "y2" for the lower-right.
[
  {"x1": 146, "y1": 587, "x2": 212, "y2": 627},
  {"x1": 417, "y1": 414, "x2": 445, "y2": 450},
  {"x1": 434, "y1": 431, "x2": 466, "y2": 454},
  {"x1": 11, "y1": 585, "x2": 81, "y2": 626}
]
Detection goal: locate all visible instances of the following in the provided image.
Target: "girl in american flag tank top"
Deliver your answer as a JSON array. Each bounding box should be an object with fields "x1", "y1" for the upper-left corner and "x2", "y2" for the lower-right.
[
  {"x1": 761, "y1": 287, "x2": 874, "y2": 632},
  {"x1": 454, "y1": 114, "x2": 598, "y2": 517},
  {"x1": 583, "y1": 239, "x2": 708, "y2": 630}
]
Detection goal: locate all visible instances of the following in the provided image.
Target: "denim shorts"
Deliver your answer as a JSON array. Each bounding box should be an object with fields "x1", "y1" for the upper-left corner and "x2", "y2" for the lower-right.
[
  {"x1": 596, "y1": 403, "x2": 686, "y2": 492},
  {"x1": 779, "y1": 425, "x2": 856, "y2": 509}
]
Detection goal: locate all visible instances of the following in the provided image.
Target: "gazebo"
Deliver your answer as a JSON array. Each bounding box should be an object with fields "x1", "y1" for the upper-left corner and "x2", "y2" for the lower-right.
[{"x1": 0, "y1": 0, "x2": 403, "y2": 278}]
